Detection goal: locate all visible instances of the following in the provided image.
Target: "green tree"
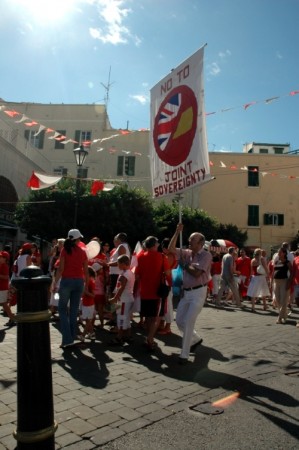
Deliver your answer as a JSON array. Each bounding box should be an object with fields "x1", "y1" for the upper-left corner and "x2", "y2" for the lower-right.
[
  {"x1": 14, "y1": 181, "x2": 159, "y2": 247},
  {"x1": 152, "y1": 201, "x2": 220, "y2": 243},
  {"x1": 14, "y1": 183, "x2": 247, "y2": 249}
]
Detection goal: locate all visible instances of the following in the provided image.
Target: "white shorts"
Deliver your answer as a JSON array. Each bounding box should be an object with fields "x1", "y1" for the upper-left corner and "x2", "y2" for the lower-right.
[
  {"x1": 81, "y1": 305, "x2": 95, "y2": 320},
  {"x1": 116, "y1": 301, "x2": 134, "y2": 330},
  {"x1": 0, "y1": 290, "x2": 8, "y2": 304}
]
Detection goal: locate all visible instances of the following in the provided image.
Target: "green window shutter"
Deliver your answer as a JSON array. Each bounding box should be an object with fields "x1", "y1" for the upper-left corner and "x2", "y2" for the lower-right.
[
  {"x1": 117, "y1": 156, "x2": 124, "y2": 176},
  {"x1": 264, "y1": 214, "x2": 269, "y2": 225},
  {"x1": 248, "y1": 205, "x2": 259, "y2": 226},
  {"x1": 278, "y1": 214, "x2": 284, "y2": 226},
  {"x1": 125, "y1": 156, "x2": 135, "y2": 176},
  {"x1": 74, "y1": 130, "x2": 81, "y2": 148},
  {"x1": 38, "y1": 130, "x2": 45, "y2": 149},
  {"x1": 248, "y1": 166, "x2": 259, "y2": 187},
  {"x1": 55, "y1": 130, "x2": 66, "y2": 150}
]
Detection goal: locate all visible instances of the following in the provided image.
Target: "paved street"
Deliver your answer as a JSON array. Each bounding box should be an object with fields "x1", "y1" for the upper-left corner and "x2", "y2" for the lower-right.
[{"x1": 0, "y1": 301, "x2": 298, "y2": 449}]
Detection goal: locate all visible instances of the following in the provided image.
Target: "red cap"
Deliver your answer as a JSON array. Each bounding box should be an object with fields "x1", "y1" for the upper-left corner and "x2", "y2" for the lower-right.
[
  {"x1": 22, "y1": 243, "x2": 33, "y2": 251},
  {"x1": 0, "y1": 251, "x2": 10, "y2": 260}
]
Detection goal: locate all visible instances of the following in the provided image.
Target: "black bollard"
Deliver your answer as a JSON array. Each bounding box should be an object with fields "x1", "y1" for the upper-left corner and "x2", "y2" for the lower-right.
[{"x1": 12, "y1": 266, "x2": 57, "y2": 450}]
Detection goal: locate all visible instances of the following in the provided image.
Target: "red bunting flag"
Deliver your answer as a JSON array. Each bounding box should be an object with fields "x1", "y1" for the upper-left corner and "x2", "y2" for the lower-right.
[
  {"x1": 26, "y1": 171, "x2": 62, "y2": 190},
  {"x1": 4, "y1": 110, "x2": 19, "y2": 118},
  {"x1": 24, "y1": 121, "x2": 38, "y2": 127},
  {"x1": 26, "y1": 172, "x2": 40, "y2": 188},
  {"x1": 91, "y1": 180, "x2": 105, "y2": 196}
]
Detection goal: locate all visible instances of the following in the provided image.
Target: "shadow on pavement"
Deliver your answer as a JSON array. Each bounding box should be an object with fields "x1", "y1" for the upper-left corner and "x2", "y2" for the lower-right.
[
  {"x1": 0, "y1": 329, "x2": 6, "y2": 343},
  {"x1": 54, "y1": 343, "x2": 112, "y2": 389},
  {"x1": 256, "y1": 409, "x2": 299, "y2": 439}
]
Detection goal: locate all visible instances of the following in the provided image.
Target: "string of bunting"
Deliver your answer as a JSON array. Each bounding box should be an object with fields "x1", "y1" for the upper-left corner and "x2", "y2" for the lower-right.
[
  {"x1": 1, "y1": 87, "x2": 298, "y2": 151},
  {"x1": 209, "y1": 160, "x2": 299, "y2": 180},
  {"x1": 26, "y1": 171, "x2": 116, "y2": 195}
]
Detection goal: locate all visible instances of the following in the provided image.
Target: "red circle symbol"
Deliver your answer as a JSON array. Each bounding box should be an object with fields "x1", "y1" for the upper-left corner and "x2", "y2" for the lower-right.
[{"x1": 153, "y1": 85, "x2": 198, "y2": 166}]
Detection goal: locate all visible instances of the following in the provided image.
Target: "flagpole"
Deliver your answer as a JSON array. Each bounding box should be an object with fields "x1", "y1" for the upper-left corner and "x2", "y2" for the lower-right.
[{"x1": 175, "y1": 193, "x2": 184, "y2": 250}]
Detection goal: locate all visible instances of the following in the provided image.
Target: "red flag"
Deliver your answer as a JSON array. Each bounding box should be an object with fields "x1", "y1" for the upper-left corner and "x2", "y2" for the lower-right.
[
  {"x1": 26, "y1": 171, "x2": 62, "y2": 190},
  {"x1": 91, "y1": 180, "x2": 105, "y2": 196},
  {"x1": 26, "y1": 172, "x2": 40, "y2": 188}
]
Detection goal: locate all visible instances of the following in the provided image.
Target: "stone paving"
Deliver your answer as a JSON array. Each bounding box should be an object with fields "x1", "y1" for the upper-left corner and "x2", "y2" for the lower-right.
[{"x1": 0, "y1": 301, "x2": 298, "y2": 449}]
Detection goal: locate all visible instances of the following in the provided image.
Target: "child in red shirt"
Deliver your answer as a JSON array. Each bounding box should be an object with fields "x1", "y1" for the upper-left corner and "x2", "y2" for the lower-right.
[{"x1": 92, "y1": 262, "x2": 107, "y2": 329}]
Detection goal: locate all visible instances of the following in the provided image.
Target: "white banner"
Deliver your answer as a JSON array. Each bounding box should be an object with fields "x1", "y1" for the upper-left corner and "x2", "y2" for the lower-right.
[{"x1": 150, "y1": 46, "x2": 212, "y2": 198}]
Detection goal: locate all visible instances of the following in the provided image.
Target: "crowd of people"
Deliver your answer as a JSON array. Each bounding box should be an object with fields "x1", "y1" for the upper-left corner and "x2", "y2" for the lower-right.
[
  {"x1": 209, "y1": 242, "x2": 299, "y2": 318},
  {"x1": 0, "y1": 228, "x2": 298, "y2": 364}
]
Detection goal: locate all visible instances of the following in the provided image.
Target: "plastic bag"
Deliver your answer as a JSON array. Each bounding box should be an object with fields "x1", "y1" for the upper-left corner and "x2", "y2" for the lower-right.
[{"x1": 172, "y1": 264, "x2": 183, "y2": 296}]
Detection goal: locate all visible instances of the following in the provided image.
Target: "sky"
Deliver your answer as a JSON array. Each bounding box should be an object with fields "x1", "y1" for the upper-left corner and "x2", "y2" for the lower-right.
[{"x1": 1, "y1": 0, "x2": 298, "y2": 152}]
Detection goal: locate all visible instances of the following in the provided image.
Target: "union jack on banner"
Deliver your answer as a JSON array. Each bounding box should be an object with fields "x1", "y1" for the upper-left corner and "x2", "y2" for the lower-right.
[{"x1": 157, "y1": 93, "x2": 181, "y2": 151}]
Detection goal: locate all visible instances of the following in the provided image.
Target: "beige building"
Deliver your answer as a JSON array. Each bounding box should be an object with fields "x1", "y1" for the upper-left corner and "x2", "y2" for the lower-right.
[
  {"x1": 1, "y1": 101, "x2": 298, "y2": 253},
  {"x1": 198, "y1": 145, "x2": 298, "y2": 253}
]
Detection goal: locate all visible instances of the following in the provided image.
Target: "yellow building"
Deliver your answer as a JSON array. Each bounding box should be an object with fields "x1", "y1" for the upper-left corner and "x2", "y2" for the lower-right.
[
  {"x1": 1, "y1": 101, "x2": 298, "y2": 252},
  {"x1": 198, "y1": 146, "x2": 299, "y2": 253}
]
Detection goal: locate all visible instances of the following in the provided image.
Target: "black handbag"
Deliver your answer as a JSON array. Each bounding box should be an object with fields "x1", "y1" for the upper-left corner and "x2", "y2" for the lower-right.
[{"x1": 157, "y1": 255, "x2": 170, "y2": 298}]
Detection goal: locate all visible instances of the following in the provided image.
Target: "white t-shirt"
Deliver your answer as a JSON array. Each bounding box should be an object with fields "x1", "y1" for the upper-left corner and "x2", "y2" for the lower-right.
[
  {"x1": 117, "y1": 269, "x2": 135, "y2": 303},
  {"x1": 109, "y1": 243, "x2": 130, "y2": 275}
]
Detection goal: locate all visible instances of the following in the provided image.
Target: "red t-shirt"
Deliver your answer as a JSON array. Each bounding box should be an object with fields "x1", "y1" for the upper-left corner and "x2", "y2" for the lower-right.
[
  {"x1": 236, "y1": 256, "x2": 251, "y2": 278},
  {"x1": 82, "y1": 278, "x2": 95, "y2": 306},
  {"x1": 0, "y1": 263, "x2": 9, "y2": 290},
  {"x1": 88, "y1": 252, "x2": 107, "y2": 265},
  {"x1": 211, "y1": 260, "x2": 222, "y2": 276},
  {"x1": 60, "y1": 246, "x2": 87, "y2": 279},
  {"x1": 293, "y1": 257, "x2": 299, "y2": 284},
  {"x1": 135, "y1": 251, "x2": 171, "y2": 300}
]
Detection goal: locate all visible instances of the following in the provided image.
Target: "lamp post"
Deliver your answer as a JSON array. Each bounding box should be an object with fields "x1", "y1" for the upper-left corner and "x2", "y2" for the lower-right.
[{"x1": 73, "y1": 145, "x2": 88, "y2": 227}]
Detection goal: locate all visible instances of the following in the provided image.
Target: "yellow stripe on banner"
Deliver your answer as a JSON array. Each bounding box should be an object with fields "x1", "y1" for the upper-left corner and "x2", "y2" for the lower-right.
[{"x1": 173, "y1": 107, "x2": 193, "y2": 139}]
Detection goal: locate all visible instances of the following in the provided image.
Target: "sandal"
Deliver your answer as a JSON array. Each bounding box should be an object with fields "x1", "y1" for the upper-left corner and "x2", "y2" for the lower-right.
[
  {"x1": 144, "y1": 340, "x2": 158, "y2": 351},
  {"x1": 158, "y1": 329, "x2": 172, "y2": 335}
]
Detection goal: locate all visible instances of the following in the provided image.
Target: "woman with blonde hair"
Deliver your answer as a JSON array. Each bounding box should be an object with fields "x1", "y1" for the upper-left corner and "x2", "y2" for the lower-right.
[{"x1": 247, "y1": 248, "x2": 270, "y2": 312}]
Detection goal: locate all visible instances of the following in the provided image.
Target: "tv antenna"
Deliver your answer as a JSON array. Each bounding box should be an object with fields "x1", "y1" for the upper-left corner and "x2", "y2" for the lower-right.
[{"x1": 101, "y1": 66, "x2": 115, "y2": 129}]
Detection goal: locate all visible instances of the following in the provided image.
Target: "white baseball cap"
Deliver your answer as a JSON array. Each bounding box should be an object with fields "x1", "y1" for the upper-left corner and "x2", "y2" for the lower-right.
[{"x1": 67, "y1": 229, "x2": 83, "y2": 240}]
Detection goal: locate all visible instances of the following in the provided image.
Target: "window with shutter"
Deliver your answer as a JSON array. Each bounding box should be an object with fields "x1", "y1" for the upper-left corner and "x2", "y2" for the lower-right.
[
  {"x1": 73, "y1": 130, "x2": 92, "y2": 148},
  {"x1": 248, "y1": 205, "x2": 259, "y2": 226},
  {"x1": 264, "y1": 213, "x2": 284, "y2": 226},
  {"x1": 54, "y1": 130, "x2": 66, "y2": 149},
  {"x1": 248, "y1": 166, "x2": 259, "y2": 187},
  {"x1": 117, "y1": 156, "x2": 124, "y2": 175}
]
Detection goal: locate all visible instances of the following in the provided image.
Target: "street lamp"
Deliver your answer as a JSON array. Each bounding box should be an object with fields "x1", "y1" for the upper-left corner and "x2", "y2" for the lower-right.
[{"x1": 73, "y1": 145, "x2": 88, "y2": 227}]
